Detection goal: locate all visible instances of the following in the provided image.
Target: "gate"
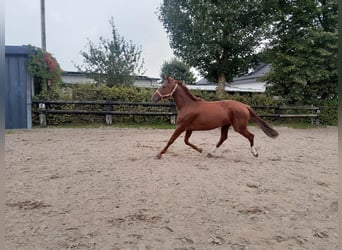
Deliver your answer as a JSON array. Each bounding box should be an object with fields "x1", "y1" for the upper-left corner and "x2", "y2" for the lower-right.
[{"x1": 5, "y1": 46, "x2": 33, "y2": 129}]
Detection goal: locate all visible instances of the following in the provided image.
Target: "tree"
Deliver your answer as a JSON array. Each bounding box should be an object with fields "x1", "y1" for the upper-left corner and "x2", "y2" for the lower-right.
[
  {"x1": 158, "y1": 0, "x2": 270, "y2": 98},
  {"x1": 263, "y1": 0, "x2": 338, "y2": 105},
  {"x1": 160, "y1": 58, "x2": 196, "y2": 84},
  {"x1": 77, "y1": 18, "x2": 145, "y2": 87},
  {"x1": 27, "y1": 45, "x2": 62, "y2": 98}
]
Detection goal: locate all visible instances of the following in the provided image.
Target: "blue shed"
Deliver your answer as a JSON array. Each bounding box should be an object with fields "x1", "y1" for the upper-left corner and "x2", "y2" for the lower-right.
[{"x1": 5, "y1": 46, "x2": 33, "y2": 129}]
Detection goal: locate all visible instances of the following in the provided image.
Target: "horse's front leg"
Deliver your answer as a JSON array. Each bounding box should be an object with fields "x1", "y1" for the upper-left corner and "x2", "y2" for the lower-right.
[
  {"x1": 214, "y1": 124, "x2": 230, "y2": 150},
  {"x1": 157, "y1": 126, "x2": 185, "y2": 158},
  {"x1": 184, "y1": 130, "x2": 202, "y2": 153},
  {"x1": 208, "y1": 124, "x2": 230, "y2": 157}
]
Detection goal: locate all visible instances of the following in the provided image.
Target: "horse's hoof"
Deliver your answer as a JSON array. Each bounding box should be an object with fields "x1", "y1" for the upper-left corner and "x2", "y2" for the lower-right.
[
  {"x1": 156, "y1": 154, "x2": 162, "y2": 159},
  {"x1": 198, "y1": 148, "x2": 203, "y2": 153},
  {"x1": 251, "y1": 147, "x2": 259, "y2": 157}
]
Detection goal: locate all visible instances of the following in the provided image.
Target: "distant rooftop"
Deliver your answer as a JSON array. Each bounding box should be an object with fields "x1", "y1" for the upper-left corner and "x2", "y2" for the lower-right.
[
  {"x1": 5, "y1": 45, "x2": 30, "y2": 55},
  {"x1": 196, "y1": 64, "x2": 270, "y2": 85}
]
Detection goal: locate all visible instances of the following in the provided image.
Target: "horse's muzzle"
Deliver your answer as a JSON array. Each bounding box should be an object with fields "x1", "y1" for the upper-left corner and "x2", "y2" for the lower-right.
[{"x1": 151, "y1": 92, "x2": 161, "y2": 102}]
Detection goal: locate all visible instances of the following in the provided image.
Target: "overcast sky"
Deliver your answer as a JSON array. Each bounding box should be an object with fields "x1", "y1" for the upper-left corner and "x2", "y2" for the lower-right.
[{"x1": 5, "y1": 0, "x2": 177, "y2": 78}]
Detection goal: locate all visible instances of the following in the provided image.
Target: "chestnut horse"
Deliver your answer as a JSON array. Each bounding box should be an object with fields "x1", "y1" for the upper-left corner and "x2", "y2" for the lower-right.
[{"x1": 151, "y1": 77, "x2": 279, "y2": 158}]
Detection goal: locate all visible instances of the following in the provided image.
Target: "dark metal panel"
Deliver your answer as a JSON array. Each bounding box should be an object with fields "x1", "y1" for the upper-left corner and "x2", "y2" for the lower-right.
[
  {"x1": 5, "y1": 54, "x2": 32, "y2": 129},
  {"x1": 5, "y1": 46, "x2": 30, "y2": 56}
]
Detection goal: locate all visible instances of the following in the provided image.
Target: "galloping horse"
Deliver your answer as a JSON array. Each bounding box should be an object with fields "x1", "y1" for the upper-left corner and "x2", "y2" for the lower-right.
[{"x1": 151, "y1": 77, "x2": 279, "y2": 158}]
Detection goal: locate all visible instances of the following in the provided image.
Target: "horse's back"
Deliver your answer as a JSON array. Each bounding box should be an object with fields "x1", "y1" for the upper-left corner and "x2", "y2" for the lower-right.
[
  {"x1": 205, "y1": 99, "x2": 251, "y2": 125},
  {"x1": 202, "y1": 99, "x2": 250, "y2": 114},
  {"x1": 224, "y1": 99, "x2": 249, "y2": 109}
]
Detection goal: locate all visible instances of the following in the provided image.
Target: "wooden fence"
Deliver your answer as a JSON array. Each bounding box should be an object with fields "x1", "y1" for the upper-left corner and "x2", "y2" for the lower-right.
[{"x1": 32, "y1": 100, "x2": 320, "y2": 127}]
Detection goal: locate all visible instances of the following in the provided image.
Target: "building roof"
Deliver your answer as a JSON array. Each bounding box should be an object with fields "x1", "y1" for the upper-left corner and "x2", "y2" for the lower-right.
[
  {"x1": 232, "y1": 64, "x2": 270, "y2": 85},
  {"x1": 186, "y1": 84, "x2": 265, "y2": 93},
  {"x1": 194, "y1": 63, "x2": 270, "y2": 92},
  {"x1": 134, "y1": 75, "x2": 160, "y2": 81},
  {"x1": 5, "y1": 45, "x2": 30, "y2": 56},
  {"x1": 196, "y1": 63, "x2": 270, "y2": 85}
]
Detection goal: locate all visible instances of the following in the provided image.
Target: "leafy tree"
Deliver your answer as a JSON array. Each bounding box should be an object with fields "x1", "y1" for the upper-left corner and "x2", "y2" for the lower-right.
[
  {"x1": 263, "y1": 0, "x2": 338, "y2": 105},
  {"x1": 76, "y1": 18, "x2": 145, "y2": 87},
  {"x1": 27, "y1": 45, "x2": 62, "y2": 98},
  {"x1": 158, "y1": 0, "x2": 270, "y2": 98},
  {"x1": 160, "y1": 58, "x2": 196, "y2": 84}
]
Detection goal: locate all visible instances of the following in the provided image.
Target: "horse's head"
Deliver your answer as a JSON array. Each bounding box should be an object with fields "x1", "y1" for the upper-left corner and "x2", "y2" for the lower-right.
[{"x1": 151, "y1": 76, "x2": 178, "y2": 102}]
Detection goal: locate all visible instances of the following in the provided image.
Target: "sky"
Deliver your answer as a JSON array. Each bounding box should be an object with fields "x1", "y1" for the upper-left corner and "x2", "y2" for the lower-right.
[{"x1": 5, "y1": 0, "x2": 178, "y2": 79}]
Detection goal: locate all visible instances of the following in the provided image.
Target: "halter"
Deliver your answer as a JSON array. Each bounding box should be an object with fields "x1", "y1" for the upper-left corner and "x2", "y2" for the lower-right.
[{"x1": 155, "y1": 83, "x2": 178, "y2": 99}]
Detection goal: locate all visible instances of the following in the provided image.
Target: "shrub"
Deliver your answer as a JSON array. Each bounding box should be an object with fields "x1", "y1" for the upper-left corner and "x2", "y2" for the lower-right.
[
  {"x1": 27, "y1": 45, "x2": 62, "y2": 99},
  {"x1": 32, "y1": 83, "x2": 337, "y2": 126},
  {"x1": 318, "y1": 98, "x2": 338, "y2": 125}
]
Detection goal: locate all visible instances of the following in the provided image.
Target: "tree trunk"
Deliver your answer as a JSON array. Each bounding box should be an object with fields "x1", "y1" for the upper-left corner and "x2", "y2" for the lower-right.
[{"x1": 216, "y1": 72, "x2": 227, "y2": 99}]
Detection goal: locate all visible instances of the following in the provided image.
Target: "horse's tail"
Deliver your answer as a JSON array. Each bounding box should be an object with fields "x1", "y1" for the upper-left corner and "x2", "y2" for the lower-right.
[{"x1": 247, "y1": 106, "x2": 279, "y2": 138}]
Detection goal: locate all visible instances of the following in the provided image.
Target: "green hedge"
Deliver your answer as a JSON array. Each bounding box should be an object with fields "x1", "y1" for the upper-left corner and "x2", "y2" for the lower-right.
[
  {"x1": 32, "y1": 83, "x2": 337, "y2": 126},
  {"x1": 71, "y1": 84, "x2": 153, "y2": 102},
  {"x1": 318, "y1": 98, "x2": 338, "y2": 126}
]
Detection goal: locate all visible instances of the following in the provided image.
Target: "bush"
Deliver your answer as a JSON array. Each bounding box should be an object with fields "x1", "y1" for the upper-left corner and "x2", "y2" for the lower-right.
[
  {"x1": 32, "y1": 83, "x2": 337, "y2": 126},
  {"x1": 71, "y1": 84, "x2": 153, "y2": 102},
  {"x1": 32, "y1": 84, "x2": 170, "y2": 125},
  {"x1": 318, "y1": 98, "x2": 338, "y2": 125}
]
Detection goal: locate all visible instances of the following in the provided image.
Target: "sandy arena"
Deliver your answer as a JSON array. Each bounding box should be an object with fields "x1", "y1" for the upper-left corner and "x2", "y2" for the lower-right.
[{"x1": 5, "y1": 126, "x2": 338, "y2": 249}]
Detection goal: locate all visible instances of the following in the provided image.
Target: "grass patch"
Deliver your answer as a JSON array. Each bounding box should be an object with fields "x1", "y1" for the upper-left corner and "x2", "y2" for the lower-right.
[
  {"x1": 32, "y1": 120, "x2": 326, "y2": 130},
  {"x1": 111, "y1": 121, "x2": 175, "y2": 129},
  {"x1": 283, "y1": 123, "x2": 326, "y2": 129},
  {"x1": 272, "y1": 121, "x2": 326, "y2": 129},
  {"x1": 5, "y1": 130, "x2": 18, "y2": 134},
  {"x1": 34, "y1": 121, "x2": 176, "y2": 129},
  {"x1": 42, "y1": 123, "x2": 107, "y2": 129}
]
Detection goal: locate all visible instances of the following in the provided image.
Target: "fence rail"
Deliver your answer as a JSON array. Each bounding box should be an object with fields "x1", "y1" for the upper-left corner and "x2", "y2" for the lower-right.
[{"x1": 32, "y1": 100, "x2": 320, "y2": 127}]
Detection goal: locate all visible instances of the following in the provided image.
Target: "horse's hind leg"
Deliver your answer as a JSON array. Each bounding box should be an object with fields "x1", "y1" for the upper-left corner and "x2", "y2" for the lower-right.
[
  {"x1": 236, "y1": 128, "x2": 258, "y2": 157},
  {"x1": 184, "y1": 130, "x2": 202, "y2": 153}
]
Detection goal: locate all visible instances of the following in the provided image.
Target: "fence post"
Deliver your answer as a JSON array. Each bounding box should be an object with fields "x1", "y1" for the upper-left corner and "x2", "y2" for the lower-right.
[
  {"x1": 275, "y1": 105, "x2": 281, "y2": 120},
  {"x1": 38, "y1": 102, "x2": 47, "y2": 127},
  {"x1": 315, "y1": 107, "x2": 320, "y2": 125},
  {"x1": 105, "y1": 104, "x2": 113, "y2": 126},
  {"x1": 310, "y1": 105, "x2": 320, "y2": 125},
  {"x1": 310, "y1": 105, "x2": 314, "y2": 125}
]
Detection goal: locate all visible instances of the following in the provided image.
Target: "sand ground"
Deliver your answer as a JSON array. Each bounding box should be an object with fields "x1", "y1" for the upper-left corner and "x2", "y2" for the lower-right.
[{"x1": 5, "y1": 126, "x2": 338, "y2": 249}]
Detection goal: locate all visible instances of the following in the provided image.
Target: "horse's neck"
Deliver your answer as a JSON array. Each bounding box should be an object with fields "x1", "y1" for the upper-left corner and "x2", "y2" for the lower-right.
[{"x1": 173, "y1": 86, "x2": 196, "y2": 109}]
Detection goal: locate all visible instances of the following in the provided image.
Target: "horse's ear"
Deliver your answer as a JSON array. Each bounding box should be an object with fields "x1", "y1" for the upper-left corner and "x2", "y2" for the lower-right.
[{"x1": 164, "y1": 75, "x2": 174, "y2": 83}]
